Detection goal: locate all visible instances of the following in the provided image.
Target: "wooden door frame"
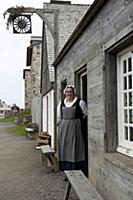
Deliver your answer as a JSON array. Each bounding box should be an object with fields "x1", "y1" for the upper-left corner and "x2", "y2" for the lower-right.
[{"x1": 75, "y1": 66, "x2": 88, "y2": 176}]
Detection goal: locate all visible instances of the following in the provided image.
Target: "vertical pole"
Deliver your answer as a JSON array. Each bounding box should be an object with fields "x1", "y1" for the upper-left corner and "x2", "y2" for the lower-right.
[
  {"x1": 54, "y1": 12, "x2": 59, "y2": 59},
  {"x1": 43, "y1": 22, "x2": 49, "y2": 70},
  {"x1": 53, "y1": 11, "x2": 59, "y2": 150},
  {"x1": 40, "y1": 21, "x2": 49, "y2": 131}
]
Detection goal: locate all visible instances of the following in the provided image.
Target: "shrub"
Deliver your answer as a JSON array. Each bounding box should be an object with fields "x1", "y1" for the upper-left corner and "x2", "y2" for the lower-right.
[{"x1": 20, "y1": 109, "x2": 31, "y2": 116}]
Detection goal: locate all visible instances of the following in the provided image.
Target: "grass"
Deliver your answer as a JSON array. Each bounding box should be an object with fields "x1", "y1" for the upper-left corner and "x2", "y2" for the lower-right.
[
  {"x1": 8, "y1": 124, "x2": 39, "y2": 138},
  {"x1": 0, "y1": 114, "x2": 38, "y2": 137},
  {"x1": 0, "y1": 116, "x2": 16, "y2": 122},
  {"x1": 7, "y1": 124, "x2": 27, "y2": 136},
  {"x1": 0, "y1": 116, "x2": 27, "y2": 136}
]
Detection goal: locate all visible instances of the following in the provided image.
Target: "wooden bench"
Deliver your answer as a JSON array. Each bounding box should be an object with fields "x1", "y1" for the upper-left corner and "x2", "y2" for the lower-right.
[
  {"x1": 25, "y1": 123, "x2": 38, "y2": 138},
  {"x1": 64, "y1": 170, "x2": 103, "y2": 200},
  {"x1": 40, "y1": 145, "x2": 58, "y2": 173},
  {"x1": 36, "y1": 132, "x2": 51, "y2": 147}
]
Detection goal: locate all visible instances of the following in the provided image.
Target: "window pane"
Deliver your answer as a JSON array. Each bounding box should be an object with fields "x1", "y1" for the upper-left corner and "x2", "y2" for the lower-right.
[
  {"x1": 123, "y1": 77, "x2": 127, "y2": 90},
  {"x1": 128, "y1": 57, "x2": 132, "y2": 72},
  {"x1": 124, "y1": 109, "x2": 128, "y2": 123},
  {"x1": 129, "y1": 92, "x2": 132, "y2": 106},
  {"x1": 118, "y1": 51, "x2": 133, "y2": 156},
  {"x1": 128, "y1": 75, "x2": 132, "y2": 89},
  {"x1": 124, "y1": 93, "x2": 127, "y2": 106},
  {"x1": 129, "y1": 109, "x2": 133, "y2": 123},
  {"x1": 123, "y1": 60, "x2": 126, "y2": 73},
  {"x1": 125, "y1": 126, "x2": 128, "y2": 140},
  {"x1": 129, "y1": 127, "x2": 133, "y2": 141}
]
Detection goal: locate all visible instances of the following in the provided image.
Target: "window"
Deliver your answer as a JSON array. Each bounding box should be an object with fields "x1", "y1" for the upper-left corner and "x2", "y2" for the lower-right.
[{"x1": 117, "y1": 51, "x2": 133, "y2": 157}]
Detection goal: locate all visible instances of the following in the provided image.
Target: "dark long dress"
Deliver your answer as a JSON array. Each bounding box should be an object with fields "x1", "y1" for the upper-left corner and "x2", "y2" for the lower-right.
[{"x1": 58, "y1": 98, "x2": 86, "y2": 174}]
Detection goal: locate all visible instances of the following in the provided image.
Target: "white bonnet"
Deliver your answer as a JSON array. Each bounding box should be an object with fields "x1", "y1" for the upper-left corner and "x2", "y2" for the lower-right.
[{"x1": 64, "y1": 85, "x2": 76, "y2": 94}]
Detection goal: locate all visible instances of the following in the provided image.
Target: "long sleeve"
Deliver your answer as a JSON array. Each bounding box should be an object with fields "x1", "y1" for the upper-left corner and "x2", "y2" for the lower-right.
[{"x1": 79, "y1": 100, "x2": 87, "y2": 116}]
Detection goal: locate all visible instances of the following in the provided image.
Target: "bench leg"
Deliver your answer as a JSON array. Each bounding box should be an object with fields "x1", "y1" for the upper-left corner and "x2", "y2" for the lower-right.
[
  {"x1": 41, "y1": 152, "x2": 44, "y2": 162},
  {"x1": 26, "y1": 131, "x2": 28, "y2": 138},
  {"x1": 50, "y1": 154, "x2": 58, "y2": 172},
  {"x1": 41, "y1": 152, "x2": 58, "y2": 173},
  {"x1": 64, "y1": 182, "x2": 71, "y2": 200},
  {"x1": 41, "y1": 153, "x2": 49, "y2": 173}
]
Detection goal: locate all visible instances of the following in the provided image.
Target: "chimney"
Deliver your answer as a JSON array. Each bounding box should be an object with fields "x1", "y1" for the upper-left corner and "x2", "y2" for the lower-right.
[{"x1": 51, "y1": 0, "x2": 71, "y2": 4}]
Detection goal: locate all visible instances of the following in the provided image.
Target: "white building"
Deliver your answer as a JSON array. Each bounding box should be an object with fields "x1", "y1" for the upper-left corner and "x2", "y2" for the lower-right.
[{"x1": 0, "y1": 100, "x2": 11, "y2": 118}]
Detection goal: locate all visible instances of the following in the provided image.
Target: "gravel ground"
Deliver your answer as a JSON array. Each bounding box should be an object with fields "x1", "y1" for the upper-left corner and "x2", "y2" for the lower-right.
[{"x1": 0, "y1": 122, "x2": 77, "y2": 200}]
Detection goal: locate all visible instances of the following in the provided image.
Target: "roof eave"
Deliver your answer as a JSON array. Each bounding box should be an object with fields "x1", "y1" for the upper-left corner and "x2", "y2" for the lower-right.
[{"x1": 53, "y1": 0, "x2": 107, "y2": 67}]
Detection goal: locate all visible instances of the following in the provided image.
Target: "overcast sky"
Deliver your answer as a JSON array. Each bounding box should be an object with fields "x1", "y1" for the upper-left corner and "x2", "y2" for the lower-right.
[{"x1": 0, "y1": 0, "x2": 94, "y2": 108}]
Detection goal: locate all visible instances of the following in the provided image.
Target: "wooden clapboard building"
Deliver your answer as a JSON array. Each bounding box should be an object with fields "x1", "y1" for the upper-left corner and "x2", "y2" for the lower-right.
[
  {"x1": 40, "y1": 0, "x2": 89, "y2": 148},
  {"x1": 53, "y1": 0, "x2": 133, "y2": 199}
]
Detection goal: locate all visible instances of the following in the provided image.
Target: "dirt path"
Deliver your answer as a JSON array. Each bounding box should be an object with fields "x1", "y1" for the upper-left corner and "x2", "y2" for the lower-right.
[{"x1": 0, "y1": 122, "x2": 70, "y2": 200}]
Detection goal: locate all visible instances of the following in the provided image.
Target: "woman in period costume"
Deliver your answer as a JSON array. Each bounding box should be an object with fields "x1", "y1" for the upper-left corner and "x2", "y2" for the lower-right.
[{"x1": 57, "y1": 85, "x2": 87, "y2": 177}]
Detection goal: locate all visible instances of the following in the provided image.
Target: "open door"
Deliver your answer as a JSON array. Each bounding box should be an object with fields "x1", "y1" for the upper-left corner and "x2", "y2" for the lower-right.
[
  {"x1": 80, "y1": 72, "x2": 87, "y2": 103},
  {"x1": 80, "y1": 72, "x2": 88, "y2": 176},
  {"x1": 75, "y1": 68, "x2": 88, "y2": 176}
]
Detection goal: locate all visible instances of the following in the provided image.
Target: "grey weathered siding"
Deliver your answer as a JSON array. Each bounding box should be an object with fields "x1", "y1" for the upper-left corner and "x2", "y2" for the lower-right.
[{"x1": 55, "y1": 0, "x2": 133, "y2": 199}]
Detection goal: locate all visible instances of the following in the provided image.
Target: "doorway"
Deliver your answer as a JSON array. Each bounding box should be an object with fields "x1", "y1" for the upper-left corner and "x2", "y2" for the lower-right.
[
  {"x1": 80, "y1": 72, "x2": 87, "y2": 103},
  {"x1": 75, "y1": 68, "x2": 88, "y2": 176}
]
